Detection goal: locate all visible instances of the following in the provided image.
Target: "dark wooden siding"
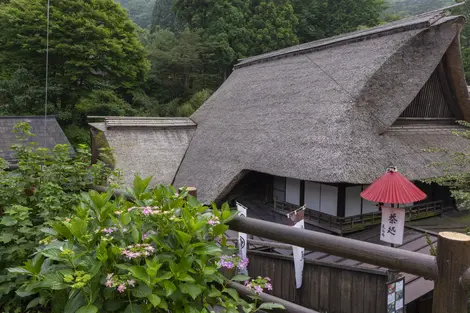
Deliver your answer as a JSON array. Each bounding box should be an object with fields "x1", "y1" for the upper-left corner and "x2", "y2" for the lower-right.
[
  {"x1": 400, "y1": 69, "x2": 454, "y2": 118},
  {"x1": 247, "y1": 251, "x2": 388, "y2": 313}
]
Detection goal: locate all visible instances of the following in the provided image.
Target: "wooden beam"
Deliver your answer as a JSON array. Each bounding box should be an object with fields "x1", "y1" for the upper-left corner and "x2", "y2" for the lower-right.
[
  {"x1": 300, "y1": 180, "x2": 305, "y2": 206},
  {"x1": 337, "y1": 184, "x2": 346, "y2": 218},
  {"x1": 227, "y1": 281, "x2": 319, "y2": 313},
  {"x1": 433, "y1": 232, "x2": 470, "y2": 313},
  {"x1": 228, "y1": 216, "x2": 438, "y2": 280},
  {"x1": 226, "y1": 238, "x2": 293, "y2": 250}
]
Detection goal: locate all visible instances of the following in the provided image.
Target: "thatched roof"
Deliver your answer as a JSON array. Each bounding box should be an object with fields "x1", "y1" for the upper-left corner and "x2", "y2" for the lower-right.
[
  {"x1": 174, "y1": 12, "x2": 470, "y2": 203},
  {"x1": 90, "y1": 117, "x2": 196, "y2": 187},
  {"x1": 0, "y1": 116, "x2": 71, "y2": 165}
]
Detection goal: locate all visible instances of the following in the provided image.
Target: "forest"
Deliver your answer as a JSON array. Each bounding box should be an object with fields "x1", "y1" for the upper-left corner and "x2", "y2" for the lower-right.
[{"x1": 0, "y1": 0, "x2": 468, "y2": 146}]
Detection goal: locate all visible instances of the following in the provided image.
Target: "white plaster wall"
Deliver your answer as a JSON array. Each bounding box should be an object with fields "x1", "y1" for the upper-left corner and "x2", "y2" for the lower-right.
[
  {"x1": 362, "y1": 185, "x2": 379, "y2": 213},
  {"x1": 345, "y1": 186, "x2": 362, "y2": 217},
  {"x1": 286, "y1": 178, "x2": 301, "y2": 205},
  {"x1": 305, "y1": 181, "x2": 321, "y2": 211},
  {"x1": 320, "y1": 184, "x2": 337, "y2": 215}
]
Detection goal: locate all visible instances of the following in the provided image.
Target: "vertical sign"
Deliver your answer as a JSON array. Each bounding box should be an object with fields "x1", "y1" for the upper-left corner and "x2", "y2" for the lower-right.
[
  {"x1": 380, "y1": 206, "x2": 405, "y2": 245},
  {"x1": 288, "y1": 207, "x2": 305, "y2": 289},
  {"x1": 236, "y1": 202, "x2": 248, "y2": 274},
  {"x1": 387, "y1": 277, "x2": 405, "y2": 313}
]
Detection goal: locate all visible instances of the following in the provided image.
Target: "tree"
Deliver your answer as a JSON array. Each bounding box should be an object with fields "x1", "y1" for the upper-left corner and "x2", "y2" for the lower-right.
[
  {"x1": 144, "y1": 29, "x2": 218, "y2": 115},
  {"x1": 292, "y1": 0, "x2": 387, "y2": 43},
  {"x1": 115, "y1": 0, "x2": 155, "y2": 29},
  {"x1": 0, "y1": 0, "x2": 149, "y2": 138},
  {"x1": 150, "y1": 0, "x2": 183, "y2": 32},
  {"x1": 248, "y1": 0, "x2": 298, "y2": 55},
  {"x1": 451, "y1": 1, "x2": 470, "y2": 83}
]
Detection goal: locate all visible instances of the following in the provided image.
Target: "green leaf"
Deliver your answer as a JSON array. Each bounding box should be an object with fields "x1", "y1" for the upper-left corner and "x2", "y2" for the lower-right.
[
  {"x1": 132, "y1": 284, "x2": 151, "y2": 298},
  {"x1": 121, "y1": 213, "x2": 131, "y2": 225},
  {"x1": 0, "y1": 216, "x2": 17, "y2": 226},
  {"x1": 194, "y1": 243, "x2": 221, "y2": 255},
  {"x1": 178, "y1": 273, "x2": 195, "y2": 283},
  {"x1": 162, "y1": 280, "x2": 176, "y2": 297},
  {"x1": 231, "y1": 274, "x2": 250, "y2": 282},
  {"x1": 175, "y1": 230, "x2": 192, "y2": 246},
  {"x1": 26, "y1": 297, "x2": 41, "y2": 310},
  {"x1": 128, "y1": 265, "x2": 150, "y2": 286},
  {"x1": 103, "y1": 299, "x2": 125, "y2": 311},
  {"x1": 0, "y1": 233, "x2": 16, "y2": 243},
  {"x1": 40, "y1": 227, "x2": 58, "y2": 236},
  {"x1": 203, "y1": 267, "x2": 217, "y2": 275},
  {"x1": 69, "y1": 219, "x2": 88, "y2": 239},
  {"x1": 179, "y1": 283, "x2": 202, "y2": 300},
  {"x1": 258, "y1": 303, "x2": 286, "y2": 310},
  {"x1": 124, "y1": 303, "x2": 142, "y2": 313},
  {"x1": 132, "y1": 227, "x2": 140, "y2": 244},
  {"x1": 64, "y1": 291, "x2": 86, "y2": 313},
  {"x1": 76, "y1": 305, "x2": 98, "y2": 313},
  {"x1": 223, "y1": 288, "x2": 240, "y2": 301},
  {"x1": 41, "y1": 249, "x2": 63, "y2": 261},
  {"x1": 148, "y1": 294, "x2": 161, "y2": 307},
  {"x1": 7, "y1": 267, "x2": 32, "y2": 275}
]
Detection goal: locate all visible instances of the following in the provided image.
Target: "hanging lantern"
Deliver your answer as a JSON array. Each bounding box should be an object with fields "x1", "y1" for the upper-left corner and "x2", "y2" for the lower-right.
[{"x1": 361, "y1": 167, "x2": 427, "y2": 245}]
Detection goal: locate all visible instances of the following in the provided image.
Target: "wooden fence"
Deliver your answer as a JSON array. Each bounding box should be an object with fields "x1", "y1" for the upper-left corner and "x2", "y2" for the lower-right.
[
  {"x1": 95, "y1": 186, "x2": 470, "y2": 313},
  {"x1": 228, "y1": 215, "x2": 470, "y2": 313},
  {"x1": 247, "y1": 250, "x2": 393, "y2": 313},
  {"x1": 273, "y1": 199, "x2": 444, "y2": 234}
]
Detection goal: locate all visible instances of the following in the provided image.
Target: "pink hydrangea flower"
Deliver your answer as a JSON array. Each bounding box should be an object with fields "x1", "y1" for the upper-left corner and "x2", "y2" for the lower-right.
[
  {"x1": 117, "y1": 284, "x2": 126, "y2": 293},
  {"x1": 265, "y1": 283, "x2": 273, "y2": 291},
  {"x1": 254, "y1": 285, "x2": 263, "y2": 295},
  {"x1": 127, "y1": 280, "x2": 136, "y2": 287},
  {"x1": 105, "y1": 279, "x2": 114, "y2": 288},
  {"x1": 102, "y1": 228, "x2": 115, "y2": 234},
  {"x1": 238, "y1": 257, "x2": 249, "y2": 270}
]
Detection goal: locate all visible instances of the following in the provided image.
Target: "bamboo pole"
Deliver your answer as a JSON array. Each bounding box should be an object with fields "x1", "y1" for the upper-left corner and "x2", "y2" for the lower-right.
[{"x1": 432, "y1": 232, "x2": 470, "y2": 313}]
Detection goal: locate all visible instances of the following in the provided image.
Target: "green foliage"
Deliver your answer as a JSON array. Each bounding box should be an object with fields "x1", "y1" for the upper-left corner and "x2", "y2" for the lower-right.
[
  {"x1": 176, "y1": 89, "x2": 212, "y2": 117},
  {"x1": 292, "y1": 0, "x2": 387, "y2": 42},
  {"x1": 0, "y1": 0, "x2": 149, "y2": 144},
  {"x1": 451, "y1": 2, "x2": 470, "y2": 84},
  {"x1": 9, "y1": 176, "x2": 284, "y2": 313},
  {"x1": 115, "y1": 0, "x2": 155, "y2": 29},
  {"x1": 386, "y1": 0, "x2": 454, "y2": 16},
  {"x1": 0, "y1": 122, "x2": 119, "y2": 311},
  {"x1": 424, "y1": 121, "x2": 470, "y2": 210},
  {"x1": 151, "y1": 0, "x2": 183, "y2": 32}
]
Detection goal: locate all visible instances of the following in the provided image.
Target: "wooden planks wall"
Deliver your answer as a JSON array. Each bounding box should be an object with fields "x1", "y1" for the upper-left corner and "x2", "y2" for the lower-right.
[{"x1": 247, "y1": 251, "x2": 388, "y2": 313}]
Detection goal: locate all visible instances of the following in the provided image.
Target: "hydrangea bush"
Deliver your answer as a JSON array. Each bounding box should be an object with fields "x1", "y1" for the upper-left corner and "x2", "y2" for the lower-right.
[
  {"x1": 0, "y1": 122, "x2": 118, "y2": 311},
  {"x1": 9, "y1": 176, "x2": 284, "y2": 313}
]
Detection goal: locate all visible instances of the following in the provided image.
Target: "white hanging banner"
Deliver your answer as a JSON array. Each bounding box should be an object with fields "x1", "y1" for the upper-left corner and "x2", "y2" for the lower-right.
[
  {"x1": 236, "y1": 202, "x2": 248, "y2": 274},
  {"x1": 380, "y1": 206, "x2": 405, "y2": 245},
  {"x1": 288, "y1": 206, "x2": 305, "y2": 289}
]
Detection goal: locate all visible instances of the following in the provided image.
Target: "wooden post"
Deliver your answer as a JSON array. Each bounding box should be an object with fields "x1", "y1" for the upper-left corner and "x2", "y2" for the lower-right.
[{"x1": 432, "y1": 232, "x2": 470, "y2": 313}]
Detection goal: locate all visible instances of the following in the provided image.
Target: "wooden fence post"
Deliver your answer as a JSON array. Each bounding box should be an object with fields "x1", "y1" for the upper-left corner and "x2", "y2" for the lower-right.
[{"x1": 432, "y1": 232, "x2": 470, "y2": 313}]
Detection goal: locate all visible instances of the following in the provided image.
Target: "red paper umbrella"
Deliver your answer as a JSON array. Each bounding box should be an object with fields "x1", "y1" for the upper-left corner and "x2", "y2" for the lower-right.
[{"x1": 361, "y1": 167, "x2": 427, "y2": 204}]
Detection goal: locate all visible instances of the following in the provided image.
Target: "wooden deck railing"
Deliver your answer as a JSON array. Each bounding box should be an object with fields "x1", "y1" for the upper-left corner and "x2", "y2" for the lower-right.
[
  {"x1": 228, "y1": 215, "x2": 470, "y2": 313},
  {"x1": 95, "y1": 186, "x2": 470, "y2": 313},
  {"x1": 273, "y1": 199, "x2": 444, "y2": 233}
]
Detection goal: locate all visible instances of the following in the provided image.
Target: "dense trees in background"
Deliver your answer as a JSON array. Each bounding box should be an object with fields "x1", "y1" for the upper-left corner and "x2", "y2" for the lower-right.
[
  {"x1": 0, "y1": 0, "x2": 149, "y2": 144},
  {"x1": 387, "y1": 0, "x2": 454, "y2": 16},
  {"x1": 3, "y1": 0, "x2": 466, "y2": 146}
]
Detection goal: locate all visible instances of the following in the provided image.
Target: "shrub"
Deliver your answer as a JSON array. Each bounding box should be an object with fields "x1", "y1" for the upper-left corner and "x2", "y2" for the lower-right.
[
  {"x1": 9, "y1": 177, "x2": 284, "y2": 313},
  {"x1": 0, "y1": 122, "x2": 119, "y2": 311}
]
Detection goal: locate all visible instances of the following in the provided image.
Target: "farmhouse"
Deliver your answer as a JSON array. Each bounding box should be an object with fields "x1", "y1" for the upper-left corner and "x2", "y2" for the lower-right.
[{"x1": 90, "y1": 9, "x2": 470, "y2": 313}]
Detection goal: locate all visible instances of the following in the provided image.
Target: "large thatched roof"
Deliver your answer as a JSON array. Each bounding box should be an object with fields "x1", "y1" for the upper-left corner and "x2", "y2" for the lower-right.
[
  {"x1": 89, "y1": 117, "x2": 195, "y2": 187},
  {"x1": 174, "y1": 12, "x2": 470, "y2": 203}
]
